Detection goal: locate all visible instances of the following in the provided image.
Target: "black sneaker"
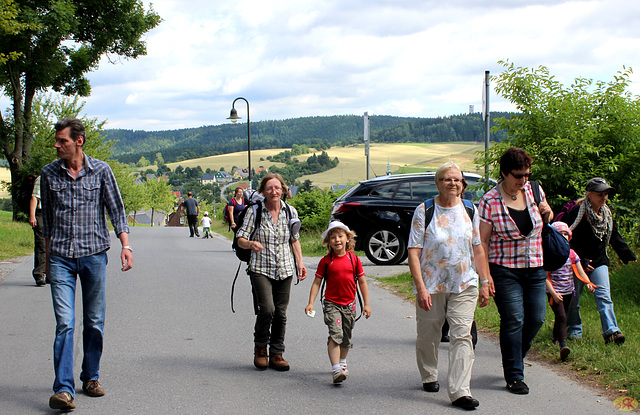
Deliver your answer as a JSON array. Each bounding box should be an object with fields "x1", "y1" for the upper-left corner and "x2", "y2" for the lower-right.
[
  {"x1": 560, "y1": 346, "x2": 571, "y2": 361},
  {"x1": 506, "y1": 380, "x2": 529, "y2": 395}
]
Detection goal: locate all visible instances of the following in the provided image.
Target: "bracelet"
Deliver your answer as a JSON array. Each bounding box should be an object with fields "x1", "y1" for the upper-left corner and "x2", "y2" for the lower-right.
[
  {"x1": 122, "y1": 246, "x2": 133, "y2": 252},
  {"x1": 480, "y1": 279, "x2": 489, "y2": 284}
]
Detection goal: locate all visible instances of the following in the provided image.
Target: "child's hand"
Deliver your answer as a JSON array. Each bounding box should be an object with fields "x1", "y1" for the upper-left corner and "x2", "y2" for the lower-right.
[
  {"x1": 587, "y1": 283, "x2": 596, "y2": 293},
  {"x1": 363, "y1": 305, "x2": 372, "y2": 319},
  {"x1": 304, "y1": 304, "x2": 313, "y2": 314},
  {"x1": 552, "y1": 293, "x2": 563, "y2": 304}
]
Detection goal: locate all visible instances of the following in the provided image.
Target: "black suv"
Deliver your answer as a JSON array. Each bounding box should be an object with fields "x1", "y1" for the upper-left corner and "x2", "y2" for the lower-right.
[{"x1": 330, "y1": 172, "x2": 493, "y2": 265}]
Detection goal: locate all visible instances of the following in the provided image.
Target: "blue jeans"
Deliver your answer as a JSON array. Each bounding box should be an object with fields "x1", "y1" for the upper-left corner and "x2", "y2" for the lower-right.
[
  {"x1": 490, "y1": 264, "x2": 546, "y2": 383},
  {"x1": 49, "y1": 252, "x2": 108, "y2": 396},
  {"x1": 567, "y1": 265, "x2": 619, "y2": 338}
]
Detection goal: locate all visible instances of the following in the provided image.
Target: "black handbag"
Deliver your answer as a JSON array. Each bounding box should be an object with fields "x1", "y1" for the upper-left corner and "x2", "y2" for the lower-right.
[{"x1": 530, "y1": 181, "x2": 570, "y2": 271}]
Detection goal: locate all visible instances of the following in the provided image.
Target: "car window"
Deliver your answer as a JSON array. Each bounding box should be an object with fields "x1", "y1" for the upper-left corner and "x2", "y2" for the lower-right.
[
  {"x1": 369, "y1": 184, "x2": 397, "y2": 198},
  {"x1": 411, "y1": 181, "x2": 438, "y2": 201},
  {"x1": 395, "y1": 183, "x2": 412, "y2": 200}
]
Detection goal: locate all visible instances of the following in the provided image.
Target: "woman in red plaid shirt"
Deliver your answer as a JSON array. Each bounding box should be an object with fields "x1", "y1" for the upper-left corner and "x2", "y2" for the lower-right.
[{"x1": 478, "y1": 148, "x2": 553, "y2": 396}]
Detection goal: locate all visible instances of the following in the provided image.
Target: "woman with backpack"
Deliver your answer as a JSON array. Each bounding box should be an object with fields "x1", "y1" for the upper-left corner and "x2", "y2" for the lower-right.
[
  {"x1": 478, "y1": 147, "x2": 553, "y2": 395},
  {"x1": 408, "y1": 162, "x2": 493, "y2": 410},
  {"x1": 227, "y1": 187, "x2": 246, "y2": 231},
  {"x1": 561, "y1": 177, "x2": 637, "y2": 345},
  {"x1": 236, "y1": 173, "x2": 307, "y2": 372}
]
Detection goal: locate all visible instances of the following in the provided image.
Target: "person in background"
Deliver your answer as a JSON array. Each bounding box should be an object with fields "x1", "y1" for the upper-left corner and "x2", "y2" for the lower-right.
[
  {"x1": 41, "y1": 117, "x2": 133, "y2": 411},
  {"x1": 478, "y1": 147, "x2": 552, "y2": 395},
  {"x1": 29, "y1": 175, "x2": 47, "y2": 286},
  {"x1": 201, "y1": 211, "x2": 212, "y2": 239},
  {"x1": 408, "y1": 162, "x2": 493, "y2": 410},
  {"x1": 228, "y1": 186, "x2": 246, "y2": 232},
  {"x1": 562, "y1": 177, "x2": 637, "y2": 345},
  {"x1": 182, "y1": 191, "x2": 200, "y2": 237},
  {"x1": 545, "y1": 221, "x2": 595, "y2": 361}
]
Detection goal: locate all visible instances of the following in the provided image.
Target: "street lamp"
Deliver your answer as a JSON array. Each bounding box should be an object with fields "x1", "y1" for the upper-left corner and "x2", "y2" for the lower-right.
[{"x1": 227, "y1": 97, "x2": 251, "y2": 188}]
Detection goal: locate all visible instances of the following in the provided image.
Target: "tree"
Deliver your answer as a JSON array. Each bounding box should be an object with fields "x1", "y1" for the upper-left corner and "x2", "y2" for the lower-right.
[
  {"x1": 137, "y1": 156, "x2": 150, "y2": 168},
  {"x1": 0, "y1": 0, "x2": 161, "y2": 219},
  {"x1": 112, "y1": 162, "x2": 145, "y2": 225},
  {"x1": 486, "y1": 61, "x2": 640, "y2": 239},
  {"x1": 144, "y1": 178, "x2": 174, "y2": 227}
]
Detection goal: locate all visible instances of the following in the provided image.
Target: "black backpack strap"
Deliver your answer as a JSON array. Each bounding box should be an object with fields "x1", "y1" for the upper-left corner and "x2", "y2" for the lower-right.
[
  {"x1": 462, "y1": 198, "x2": 475, "y2": 220},
  {"x1": 230, "y1": 262, "x2": 243, "y2": 313},
  {"x1": 349, "y1": 252, "x2": 364, "y2": 322},
  {"x1": 530, "y1": 180, "x2": 542, "y2": 205}
]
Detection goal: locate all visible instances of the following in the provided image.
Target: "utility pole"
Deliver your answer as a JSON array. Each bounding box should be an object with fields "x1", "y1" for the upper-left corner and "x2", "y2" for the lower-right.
[
  {"x1": 364, "y1": 111, "x2": 370, "y2": 180},
  {"x1": 483, "y1": 71, "x2": 491, "y2": 179}
]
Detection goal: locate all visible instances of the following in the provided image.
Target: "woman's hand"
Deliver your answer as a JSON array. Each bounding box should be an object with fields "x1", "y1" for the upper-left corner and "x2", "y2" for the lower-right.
[
  {"x1": 538, "y1": 200, "x2": 553, "y2": 221},
  {"x1": 552, "y1": 292, "x2": 563, "y2": 304},
  {"x1": 416, "y1": 288, "x2": 432, "y2": 311}
]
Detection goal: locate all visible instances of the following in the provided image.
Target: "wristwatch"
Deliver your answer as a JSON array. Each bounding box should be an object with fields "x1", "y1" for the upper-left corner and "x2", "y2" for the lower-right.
[{"x1": 122, "y1": 246, "x2": 133, "y2": 252}]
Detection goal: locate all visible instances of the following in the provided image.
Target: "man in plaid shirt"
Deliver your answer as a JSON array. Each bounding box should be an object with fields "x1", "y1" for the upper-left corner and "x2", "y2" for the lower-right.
[{"x1": 41, "y1": 117, "x2": 133, "y2": 411}]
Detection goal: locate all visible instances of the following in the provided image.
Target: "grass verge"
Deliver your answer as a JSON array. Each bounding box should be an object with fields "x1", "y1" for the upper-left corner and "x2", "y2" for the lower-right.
[
  {"x1": 0, "y1": 210, "x2": 32, "y2": 261},
  {"x1": 374, "y1": 266, "x2": 640, "y2": 401}
]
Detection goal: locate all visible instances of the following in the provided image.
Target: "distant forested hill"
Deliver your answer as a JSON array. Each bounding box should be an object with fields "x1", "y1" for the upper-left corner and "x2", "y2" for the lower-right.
[{"x1": 107, "y1": 112, "x2": 512, "y2": 164}]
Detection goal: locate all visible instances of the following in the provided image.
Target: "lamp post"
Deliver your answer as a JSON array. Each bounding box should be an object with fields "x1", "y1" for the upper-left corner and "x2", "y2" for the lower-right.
[{"x1": 227, "y1": 97, "x2": 251, "y2": 188}]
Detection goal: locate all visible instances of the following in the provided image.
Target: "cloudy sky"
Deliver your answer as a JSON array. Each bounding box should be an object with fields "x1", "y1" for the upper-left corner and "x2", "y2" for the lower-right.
[{"x1": 76, "y1": 0, "x2": 640, "y2": 131}]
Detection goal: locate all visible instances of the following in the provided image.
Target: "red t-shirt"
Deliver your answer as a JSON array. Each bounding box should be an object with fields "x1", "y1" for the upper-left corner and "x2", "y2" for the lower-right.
[{"x1": 315, "y1": 252, "x2": 365, "y2": 306}]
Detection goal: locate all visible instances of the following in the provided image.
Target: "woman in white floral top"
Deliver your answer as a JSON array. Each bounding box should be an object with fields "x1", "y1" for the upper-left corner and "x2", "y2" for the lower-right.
[{"x1": 408, "y1": 162, "x2": 493, "y2": 411}]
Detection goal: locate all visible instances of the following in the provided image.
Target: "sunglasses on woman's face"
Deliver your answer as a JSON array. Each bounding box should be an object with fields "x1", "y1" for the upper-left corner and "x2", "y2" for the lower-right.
[{"x1": 510, "y1": 172, "x2": 531, "y2": 180}]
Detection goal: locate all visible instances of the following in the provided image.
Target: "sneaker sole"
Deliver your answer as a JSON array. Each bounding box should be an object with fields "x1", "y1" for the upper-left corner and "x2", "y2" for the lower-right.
[{"x1": 333, "y1": 373, "x2": 347, "y2": 383}]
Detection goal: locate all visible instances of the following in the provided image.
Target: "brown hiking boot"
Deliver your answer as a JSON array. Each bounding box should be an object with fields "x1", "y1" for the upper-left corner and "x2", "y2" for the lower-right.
[
  {"x1": 49, "y1": 391, "x2": 76, "y2": 410},
  {"x1": 82, "y1": 379, "x2": 105, "y2": 397},
  {"x1": 269, "y1": 353, "x2": 290, "y2": 371},
  {"x1": 254, "y1": 345, "x2": 268, "y2": 370}
]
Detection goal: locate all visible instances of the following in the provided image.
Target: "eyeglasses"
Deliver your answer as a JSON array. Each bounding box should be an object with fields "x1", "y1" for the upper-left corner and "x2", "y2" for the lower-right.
[
  {"x1": 509, "y1": 172, "x2": 531, "y2": 180},
  {"x1": 439, "y1": 178, "x2": 462, "y2": 184}
]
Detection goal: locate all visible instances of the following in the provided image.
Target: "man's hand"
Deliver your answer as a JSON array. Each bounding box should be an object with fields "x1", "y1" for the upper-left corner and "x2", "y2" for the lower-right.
[{"x1": 121, "y1": 248, "x2": 133, "y2": 271}]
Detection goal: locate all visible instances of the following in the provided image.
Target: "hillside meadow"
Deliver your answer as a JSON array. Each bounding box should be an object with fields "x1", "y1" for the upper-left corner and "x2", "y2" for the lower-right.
[
  {"x1": 165, "y1": 142, "x2": 484, "y2": 188},
  {"x1": 1, "y1": 143, "x2": 485, "y2": 196},
  {"x1": 0, "y1": 167, "x2": 10, "y2": 198}
]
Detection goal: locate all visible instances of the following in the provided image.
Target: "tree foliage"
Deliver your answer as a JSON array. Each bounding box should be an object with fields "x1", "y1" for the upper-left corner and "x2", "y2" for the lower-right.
[
  {"x1": 485, "y1": 61, "x2": 640, "y2": 241},
  {"x1": 0, "y1": 0, "x2": 160, "y2": 219},
  {"x1": 144, "y1": 178, "x2": 174, "y2": 227}
]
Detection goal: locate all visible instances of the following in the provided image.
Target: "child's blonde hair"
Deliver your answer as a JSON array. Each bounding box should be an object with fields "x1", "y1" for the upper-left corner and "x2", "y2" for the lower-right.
[{"x1": 323, "y1": 227, "x2": 357, "y2": 254}]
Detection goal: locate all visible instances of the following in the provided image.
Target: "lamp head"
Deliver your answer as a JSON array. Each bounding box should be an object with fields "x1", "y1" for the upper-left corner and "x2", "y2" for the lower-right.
[{"x1": 227, "y1": 108, "x2": 241, "y2": 123}]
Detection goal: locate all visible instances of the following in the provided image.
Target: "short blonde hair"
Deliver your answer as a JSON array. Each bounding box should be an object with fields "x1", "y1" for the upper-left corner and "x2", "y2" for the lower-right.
[
  {"x1": 323, "y1": 227, "x2": 357, "y2": 254},
  {"x1": 435, "y1": 161, "x2": 462, "y2": 182}
]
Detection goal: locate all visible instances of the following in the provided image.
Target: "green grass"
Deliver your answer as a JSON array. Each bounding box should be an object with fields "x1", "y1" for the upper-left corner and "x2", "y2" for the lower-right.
[
  {"x1": 375, "y1": 264, "x2": 640, "y2": 401},
  {"x1": 0, "y1": 210, "x2": 33, "y2": 260}
]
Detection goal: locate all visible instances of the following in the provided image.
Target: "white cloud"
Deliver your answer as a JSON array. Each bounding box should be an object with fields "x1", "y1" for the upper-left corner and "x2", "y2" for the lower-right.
[{"x1": 62, "y1": 0, "x2": 640, "y2": 130}]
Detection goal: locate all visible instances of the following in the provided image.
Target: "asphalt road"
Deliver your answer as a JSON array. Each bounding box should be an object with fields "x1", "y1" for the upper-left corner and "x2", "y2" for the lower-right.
[{"x1": 0, "y1": 227, "x2": 621, "y2": 414}]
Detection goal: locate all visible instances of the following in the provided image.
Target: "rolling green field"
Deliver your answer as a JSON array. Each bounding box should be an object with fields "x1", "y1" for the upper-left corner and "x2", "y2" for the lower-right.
[
  {"x1": 2, "y1": 142, "x2": 485, "y2": 195},
  {"x1": 166, "y1": 142, "x2": 484, "y2": 189},
  {"x1": 165, "y1": 148, "x2": 288, "y2": 171},
  {"x1": 298, "y1": 142, "x2": 483, "y2": 188},
  {"x1": 0, "y1": 167, "x2": 10, "y2": 198}
]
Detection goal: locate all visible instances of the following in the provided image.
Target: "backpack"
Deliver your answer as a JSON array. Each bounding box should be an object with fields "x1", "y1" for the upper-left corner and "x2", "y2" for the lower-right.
[
  {"x1": 223, "y1": 198, "x2": 236, "y2": 224},
  {"x1": 319, "y1": 251, "x2": 364, "y2": 322},
  {"x1": 423, "y1": 197, "x2": 475, "y2": 225},
  {"x1": 530, "y1": 181, "x2": 571, "y2": 271},
  {"x1": 552, "y1": 200, "x2": 577, "y2": 223}
]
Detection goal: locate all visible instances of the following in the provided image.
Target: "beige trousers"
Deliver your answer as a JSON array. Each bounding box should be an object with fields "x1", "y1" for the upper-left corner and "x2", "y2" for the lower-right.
[{"x1": 415, "y1": 285, "x2": 478, "y2": 401}]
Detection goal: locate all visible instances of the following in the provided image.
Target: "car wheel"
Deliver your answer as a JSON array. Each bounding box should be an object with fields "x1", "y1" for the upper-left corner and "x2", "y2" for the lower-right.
[{"x1": 364, "y1": 227, "x2": 406, "y2": 265}]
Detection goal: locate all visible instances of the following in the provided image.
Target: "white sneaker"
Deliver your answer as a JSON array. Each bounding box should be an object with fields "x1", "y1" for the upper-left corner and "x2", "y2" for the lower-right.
[
  {"x1": 332, "y1": 369, "x2": 347, "y2": 383},
  {"x1": 340, "y1": 362, "x2": 349, "y2": 377}
]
